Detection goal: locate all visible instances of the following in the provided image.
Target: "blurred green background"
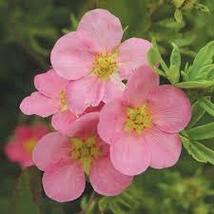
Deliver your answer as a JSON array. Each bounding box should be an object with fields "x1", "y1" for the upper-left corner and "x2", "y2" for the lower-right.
[{"x1": 0, "y1": 0, "x2": 214, "y2": 213}]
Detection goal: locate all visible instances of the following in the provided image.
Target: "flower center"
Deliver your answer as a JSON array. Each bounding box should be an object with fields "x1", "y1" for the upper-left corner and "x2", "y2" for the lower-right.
[
  {"x1": 92, "y1": 52, "x2": 118, "y2": 80},
  {"x1": 70, "y1": 136, "x2": 102, "y2": 174},
  {"x1": 59, "y1": 90, "x2": 68, "y2": 112},
  {"x1": 124, "y1": 105, "x2": 152, "y2": 134},
  {"x1": 23, "y1": 139, "x2": 37, "y2": 154}
]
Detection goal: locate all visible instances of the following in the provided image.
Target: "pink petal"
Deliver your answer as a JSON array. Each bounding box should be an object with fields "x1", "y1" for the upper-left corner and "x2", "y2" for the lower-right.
[
  {"x1": 5, "y1": 142, "x2": 32, "y2": 167},
  {"x1": 144, "y1": 128, "x2": 181, "y2": 169},
  {"x1": 84, "y1": 102, "x2": 104, "y2": 113},
  {"x1": 118, "y1": 38, "x2": 152, "y2": 78},
  {"x1": 78, "y1": 9, "x2": 123, "y2": 52},
  {"x1": 110, "y1": 136, "x2": 151, "y2": 176},
  {"x1": 51, "y1": 32, "x2": 97, "y2": 80},
  {"x1": 51, "y1": 111, "x2": 77, "y2": 135},
  {"x1": 34, "y1": 69, "x2": 69, "y2": 98},
  {"x1": 68, "y1": 76, "x2": 105, "y2": 115},
  {"x1": 90, "y1": 156, "x2": 133, "y2": 196},
  {"x1": 14, "y1": 125, "x2": 33, "y2": 141},
  {"x1": 20, "y1": 92, "x2": 58, "y2": 117},
  {"x1": 103, "y1": 74, "x2": 125, "y2": 103},
  {"x1": 32, "y1": 132, "x2": 69, "y2": 171},
  {"x1": 42, "y1": 160, "x2": 85, "y2": 202},
  {"x1": 32, "y1": 124, "x2": 49, "y2": 139},
  {"x1": 98, "y1": 100, "x2": 126, "y2": 144},
  {"x1": 148, "y1": 85, "x2": 192, "y2": 133},
  {"x1": 123, "y1": 66, "x2": 159, "y2": 106},
  {"x1": 65, "y1": 112, "x2": 99, "y2": 138}
]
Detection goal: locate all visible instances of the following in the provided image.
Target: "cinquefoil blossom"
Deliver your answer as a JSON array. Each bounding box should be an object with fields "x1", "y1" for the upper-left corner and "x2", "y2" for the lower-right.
[
  {"x1": 33, "y1": 112, "x2": 133, "y2": 202},
  {"x1": 51, "y1": 9, "x2": 151, "y2": 114},
  {"x1": 98, "y1": 66, "x2": 192, "y2": 176}
]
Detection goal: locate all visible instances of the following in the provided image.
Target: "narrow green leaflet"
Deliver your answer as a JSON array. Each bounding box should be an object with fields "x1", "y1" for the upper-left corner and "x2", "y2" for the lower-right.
[
  {"x1": 188, "y1": 100, "x2": 205, "y2": 128},
  {"x1": 174, "y1": 9, "x2": 183, "y2": 23},
  {"x1": 185, "y1": 41, "x2": 214, "y2": 81},
  {"x1": 182, "y1": 137, "x2": 214, "y2": 165},
  {"x1": 199, "y1": 97, "x2": 214, "y2": 117},
  {"x1": 166, "y1": 43, "x2": 181, "y2": 83},
  {"x1": 148, "y1": 47, "x2": 161, "y2": 66},
  {"x1": 194, "y1": 3, "x2": 210, "y2": 13},
  {"x1": 9, "y1": 167, "x2": 41, "y2": 214},
  {"x1": 186, "y1": 122, "x2": 214, "y2": 140},
  {"x1": 147, "y1": 46, "x2": 166, "y2": 76},
  {"x1": 175, "y1": 80, "x2": 214, "y2": 88}
]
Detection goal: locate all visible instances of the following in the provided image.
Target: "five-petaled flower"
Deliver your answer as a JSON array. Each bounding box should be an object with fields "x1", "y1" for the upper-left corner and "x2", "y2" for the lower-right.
[
  {"x1": 33, "y1": 112, "x2": 133, "y2": 202},
  {"x1": 5, "y1": 124, "x2": 48, "y2": 168},
  {"x1": 20, "y1": 69, "x2": 78, "y2": 134},
  {"x1": 51, "y1": 9, "x2": 152, "y2": 114},
  {"x1": 98, "y1": 66, "x2": 192, "y2": 176}
]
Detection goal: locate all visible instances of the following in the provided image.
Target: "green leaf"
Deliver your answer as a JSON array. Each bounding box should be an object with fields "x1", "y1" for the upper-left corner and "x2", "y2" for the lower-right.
[
  {"x1": 148, "y1": 47, "x2": 161, "y2": 66},
  {"x1": 193, "y1": 64, "x2": 214, "y2": 80},
  {"x1": 174, "y1": 9, "x2": 183, "y2": 23},
  {"x1": 186, "y1": 41, "x2": 214, "y2": 81},
  {"x1": 166, "y1": 43, "x2": 181, "y2": 83},
  {"x1": 188, "y1": 100, "x2": 205, "y2": 128},
  {"x1": 9, "y1": 167, "x2": 41, "y2": 214},
  {"x1": 194, "y1": 3, "x2": 210, "y2": 13},
  {"x1": 199, "y1": 97, "x2": 214, "y2": 117},
  {"x1": 147, "y1": 43, "x2": 167, "y2": 77},
  {"x1": 175, "y1": 80, "x2": 214, "y2": 88},
  {"x1": 186, "y1": 122, "x2": 214, "y2": 140},
  {"x1": 182, "y1": 137, "x2": 214, "y2": 164}
]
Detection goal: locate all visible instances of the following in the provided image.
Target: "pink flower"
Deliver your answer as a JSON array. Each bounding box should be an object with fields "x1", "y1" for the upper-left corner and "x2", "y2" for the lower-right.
[
  {"x1": 51, "y1": 9, "x2": 151, "y2": 114},
  {"x1": 5, "y1": 124, "x2": 48, "y2": 168},
  {"x1": 20, "y1": 69, "x2": 78, "y2": 134},
  {"x1": 98, "y1": 66, "x2": 192, "y2": 176},
  {"x1": 32, "y1": 112, "x2": 133, "y2": 202}
]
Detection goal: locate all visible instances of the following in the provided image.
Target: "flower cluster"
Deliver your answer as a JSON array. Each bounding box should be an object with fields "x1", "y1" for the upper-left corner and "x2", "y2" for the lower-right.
[{"x1": 19, "y1": 9, "x2": 191, "y2": 202}]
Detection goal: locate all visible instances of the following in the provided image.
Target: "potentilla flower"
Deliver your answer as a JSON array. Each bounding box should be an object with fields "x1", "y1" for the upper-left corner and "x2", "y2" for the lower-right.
[
  {"x1": 51, "y1": 9, "x2": 152, "y2": 114},
  {"x1": 20, "y1": 69, "x2": 78, "y2": 134},
  {"x1": 5, "y1": 124, "x2": 48, "y2": 168},
  {"x1": 98, "y1": 66, "x2": 192, "y2": 176},
  {"x1": 33, "y1": 112, "x2": 133, "y2": 202}
]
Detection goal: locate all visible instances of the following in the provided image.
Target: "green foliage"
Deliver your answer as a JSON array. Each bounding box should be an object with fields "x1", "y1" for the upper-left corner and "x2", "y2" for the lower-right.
[
  {"x1": 184, "y1": 41, "x2": 214, "y2": 81},
  {"x1": 188, "y1": 100, "x2": 205, "y2": 128},
  {"x1": 9, "y1": 167, "x2": 41, "y2": 214},
  {"x1": 199, "y1": 97, "x2": 214, "y2": 117},
  {"x1": 186, "y1": 122, "x2": 214, "y2": 140},
  {"x1": 80, "y1": 170, "x2": 214, "y2": 214},
  {"x1": 181, "y1": 136, "x2": 214, "y2": 165}
]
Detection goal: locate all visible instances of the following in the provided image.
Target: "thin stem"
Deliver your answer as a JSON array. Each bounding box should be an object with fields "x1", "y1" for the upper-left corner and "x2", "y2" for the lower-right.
[{"x1": 79, "y1": 191, "x2": 96, "y2": 214}]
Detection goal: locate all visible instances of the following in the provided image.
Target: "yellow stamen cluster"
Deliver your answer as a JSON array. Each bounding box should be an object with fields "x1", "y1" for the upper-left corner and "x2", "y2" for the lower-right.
[
  {"x1": 124, "y1": 105, "x2": 152, "y2": 134},
  {"x1": 92, "y1": 52, "x2": 118, "y2": 80},
  {"x1": 59, "y1": 90, "x2": 68, "y2": 112},
  {"x1": 23, "y1": 139, "x2": 37, "y2": 154},
  {"x1": 70, "y1": 136, "x2": 102, "y2": 174}
]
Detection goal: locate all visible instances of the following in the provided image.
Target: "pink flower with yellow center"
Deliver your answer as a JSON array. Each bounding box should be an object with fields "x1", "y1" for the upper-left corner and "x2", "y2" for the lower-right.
[
  {"x1": 5, "y1": 124, "x2": 48, "y2": 168},
  {"x1": 32, "y1": 112, "x2": 133, "y2": 202},
  {"x1": 98, "y1": 66, "x2": 192, "y2": 176},
  {"x1": 51, "y1": 9, "x2": 151, "y2": 114},
  {"x1": 20, "y1": 69, "x2": 78, "y2": 134}
]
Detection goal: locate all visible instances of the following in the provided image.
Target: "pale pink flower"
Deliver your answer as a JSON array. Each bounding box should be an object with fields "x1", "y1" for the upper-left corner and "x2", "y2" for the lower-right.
[
  {"x1": 5, "y1": 124, "x2": 48, "y2": 168},
  {"x1": 19, "y1": 69, "x2": 78, "y2": 134},
  {"x1": 33, "y1": 112, "x2": 133, "y2": 202},
  {"x1": 98, "y1": 66, "x2": 192, "y2": 176},
  {"x1": 51, "y1": 9, "x2": 151, "y2": 114}
]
